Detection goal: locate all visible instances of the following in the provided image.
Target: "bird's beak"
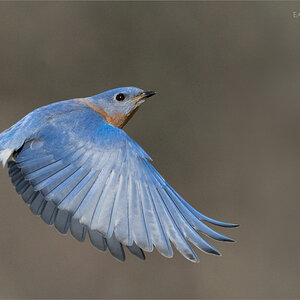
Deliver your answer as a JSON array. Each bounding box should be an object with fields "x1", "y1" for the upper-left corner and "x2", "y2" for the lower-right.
[
  {"x1": 132, "y1": 90, "x2": 156, "y2": 103},
  {"x1": 142, "y1": 90, "x2": 156, "y2": 99}
]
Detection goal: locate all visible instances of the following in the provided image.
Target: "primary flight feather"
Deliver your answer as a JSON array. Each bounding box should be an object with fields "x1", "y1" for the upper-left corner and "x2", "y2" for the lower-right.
[{"x1": 0, "y1": 87, "x2": 238, "y2": 262}]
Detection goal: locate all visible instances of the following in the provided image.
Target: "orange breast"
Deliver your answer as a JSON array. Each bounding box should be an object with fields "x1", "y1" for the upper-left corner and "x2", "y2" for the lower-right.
[{"x1": 82, "y1": 100, "x2": 139, "y2": 129}]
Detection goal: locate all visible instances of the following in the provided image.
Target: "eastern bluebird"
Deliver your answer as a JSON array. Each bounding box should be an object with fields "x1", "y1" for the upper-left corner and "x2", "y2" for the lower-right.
[{"x1": 0, "y1": 87, "x2": 238, "y2": 262}]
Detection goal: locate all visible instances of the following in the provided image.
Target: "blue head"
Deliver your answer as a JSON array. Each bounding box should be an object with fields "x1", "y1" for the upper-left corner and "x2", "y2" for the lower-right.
[{"x1": 85, "y1": 87, "x2": 156, "y2": 128}]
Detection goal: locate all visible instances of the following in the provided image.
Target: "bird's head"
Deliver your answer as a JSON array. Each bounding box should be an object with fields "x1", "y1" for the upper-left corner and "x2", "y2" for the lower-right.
[{"x1": 83, "y1": 87, "x2": 156, "y2": 128}]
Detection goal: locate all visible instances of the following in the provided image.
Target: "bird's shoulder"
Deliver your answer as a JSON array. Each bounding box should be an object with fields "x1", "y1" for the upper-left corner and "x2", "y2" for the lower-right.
[{"x1": 31, "y1": 99, "x2": 151, "y2": 160}]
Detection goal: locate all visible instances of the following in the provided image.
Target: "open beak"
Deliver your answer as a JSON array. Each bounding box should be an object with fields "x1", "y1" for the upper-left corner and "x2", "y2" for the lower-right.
[{"x1": 132, "y1": 90, "x2": 156, "y2": 103}]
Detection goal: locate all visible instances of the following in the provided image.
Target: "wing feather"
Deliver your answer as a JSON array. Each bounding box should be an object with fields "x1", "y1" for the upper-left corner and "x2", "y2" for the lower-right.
[
  {"x1": 70, "y1": 218, "x2": 87, "y2": 242},
  {"x1": 132, "y1": 180, "x2": 153, "y2": 252},
  {"x1": 21, "y1": 185, "x2": 38, "y2": 204},
  {"x1": 58, "y1": 170, "x2": 97, "y2": 211},
  {"x1": 30, "y1": 193, "x2": 47, "y2": 215},
  {"x1": 7, "y1": 121, "x2": 237, "y2": 262},
  {"x1": 127, "y1": 243, "x2": 145, "y2": 260},
  {"x1": 157, "y1": 187, "x2": 220, "y2": 256},
  {"x1": 143, "y1": 183, "x2": 173, "y2": 258},
  {"x1": 105, "y1": 233, "x2": 125, "y2": 262},
  {"x1": 41, "y1": 201, "x2": 58, "y2": 225},
  {"x1": 90, "y1": 169, "x2": 119, "y2": 232},
  {"x1": 164, "y1": 186, "x2": 234, "y2": 241},
  {"x1": 88, "y1": 229, "x2": 107, "y2": 251},
  {"x1": 8, "y1": 161, "x2": 20, "y2": 177},
  {"x1": 55, "y1": 209, "x2": 71, "y2": 234},
  {"x1": 16, "y1": 179, "x2": 30, "y2": 195},
  {"x1": 89, "y1": 152, "x2": 121, "y2": 232},
  {"x1": 146, "y1": 161, "x2": 234, "y2": 244},
  {"x1": 149, "y1": 184, "x2": 198, "y2": 262}
]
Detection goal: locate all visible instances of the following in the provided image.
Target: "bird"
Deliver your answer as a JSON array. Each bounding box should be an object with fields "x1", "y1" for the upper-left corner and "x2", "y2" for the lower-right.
[{"x1": 0, "y1": 87, "x2": 238, "y2": 263}]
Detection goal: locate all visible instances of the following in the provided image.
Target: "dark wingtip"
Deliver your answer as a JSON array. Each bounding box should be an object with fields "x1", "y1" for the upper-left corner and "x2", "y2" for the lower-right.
[
  {"x1": 220, "y1": 237, "x2": 235, "y2": 243},
  {"x1": 230, "y1": 223, "x2": 240, "y2": 228},
  {"x1": 115, "y1": 255, "x2": 126, "y2": 262},
  {"x1": 212, "y1": 249, "x2": 221, "y2": 256},
  {"x1": 206, "y1": 248, "x2": 221, "y2": 256},
  {"x1": 218, "y1": 222, "x2": 240, "y2": 228},
  {"x1": 200, "y1": 215, "x2": 240, "y2": 228},
  {"x1": 139, "y1": 251, "x2": 146, "y2": 261}
]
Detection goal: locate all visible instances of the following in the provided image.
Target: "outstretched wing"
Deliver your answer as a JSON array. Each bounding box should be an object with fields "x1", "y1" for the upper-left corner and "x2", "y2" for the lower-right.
[{"x1": 8, "y1": 120, "x2": 237, "y2": 262}]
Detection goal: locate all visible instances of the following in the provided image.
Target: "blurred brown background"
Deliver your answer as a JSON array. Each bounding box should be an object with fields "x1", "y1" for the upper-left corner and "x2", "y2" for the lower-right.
[{"x1": 0, "y1": 1, "x2": 299, "y2": 299}]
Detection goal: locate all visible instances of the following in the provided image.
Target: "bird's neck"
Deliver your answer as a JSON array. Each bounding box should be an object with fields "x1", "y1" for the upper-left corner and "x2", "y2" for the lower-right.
[{"x1": 82, "y1": 100, "x2": 139, "y2": 129}]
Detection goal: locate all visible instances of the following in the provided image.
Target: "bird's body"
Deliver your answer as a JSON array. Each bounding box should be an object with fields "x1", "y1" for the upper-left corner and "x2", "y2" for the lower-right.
[{"x1": 0, "y1": 87, "x2": 237, "y2": 262}]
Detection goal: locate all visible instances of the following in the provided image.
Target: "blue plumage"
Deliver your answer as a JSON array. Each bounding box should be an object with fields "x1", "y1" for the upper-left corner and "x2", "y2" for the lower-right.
[{"x1": 1, "y1": 87, "x2": 238, "y2": 262}]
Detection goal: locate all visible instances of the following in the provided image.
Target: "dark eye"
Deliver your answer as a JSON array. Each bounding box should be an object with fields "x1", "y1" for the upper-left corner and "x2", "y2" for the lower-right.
[{"x1": 115, "y1": 93, "x2": 125, "y2": 101}]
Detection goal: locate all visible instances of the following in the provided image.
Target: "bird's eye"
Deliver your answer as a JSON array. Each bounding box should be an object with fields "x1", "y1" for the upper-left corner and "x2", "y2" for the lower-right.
[{"x1": 115, "y1": 93, "x2": 125, "y2": 101}]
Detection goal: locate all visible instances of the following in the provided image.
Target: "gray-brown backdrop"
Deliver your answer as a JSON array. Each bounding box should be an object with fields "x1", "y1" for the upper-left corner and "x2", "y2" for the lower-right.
[{"x1": 0, "y1": 1, "x2": 299, "y2": 299}]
